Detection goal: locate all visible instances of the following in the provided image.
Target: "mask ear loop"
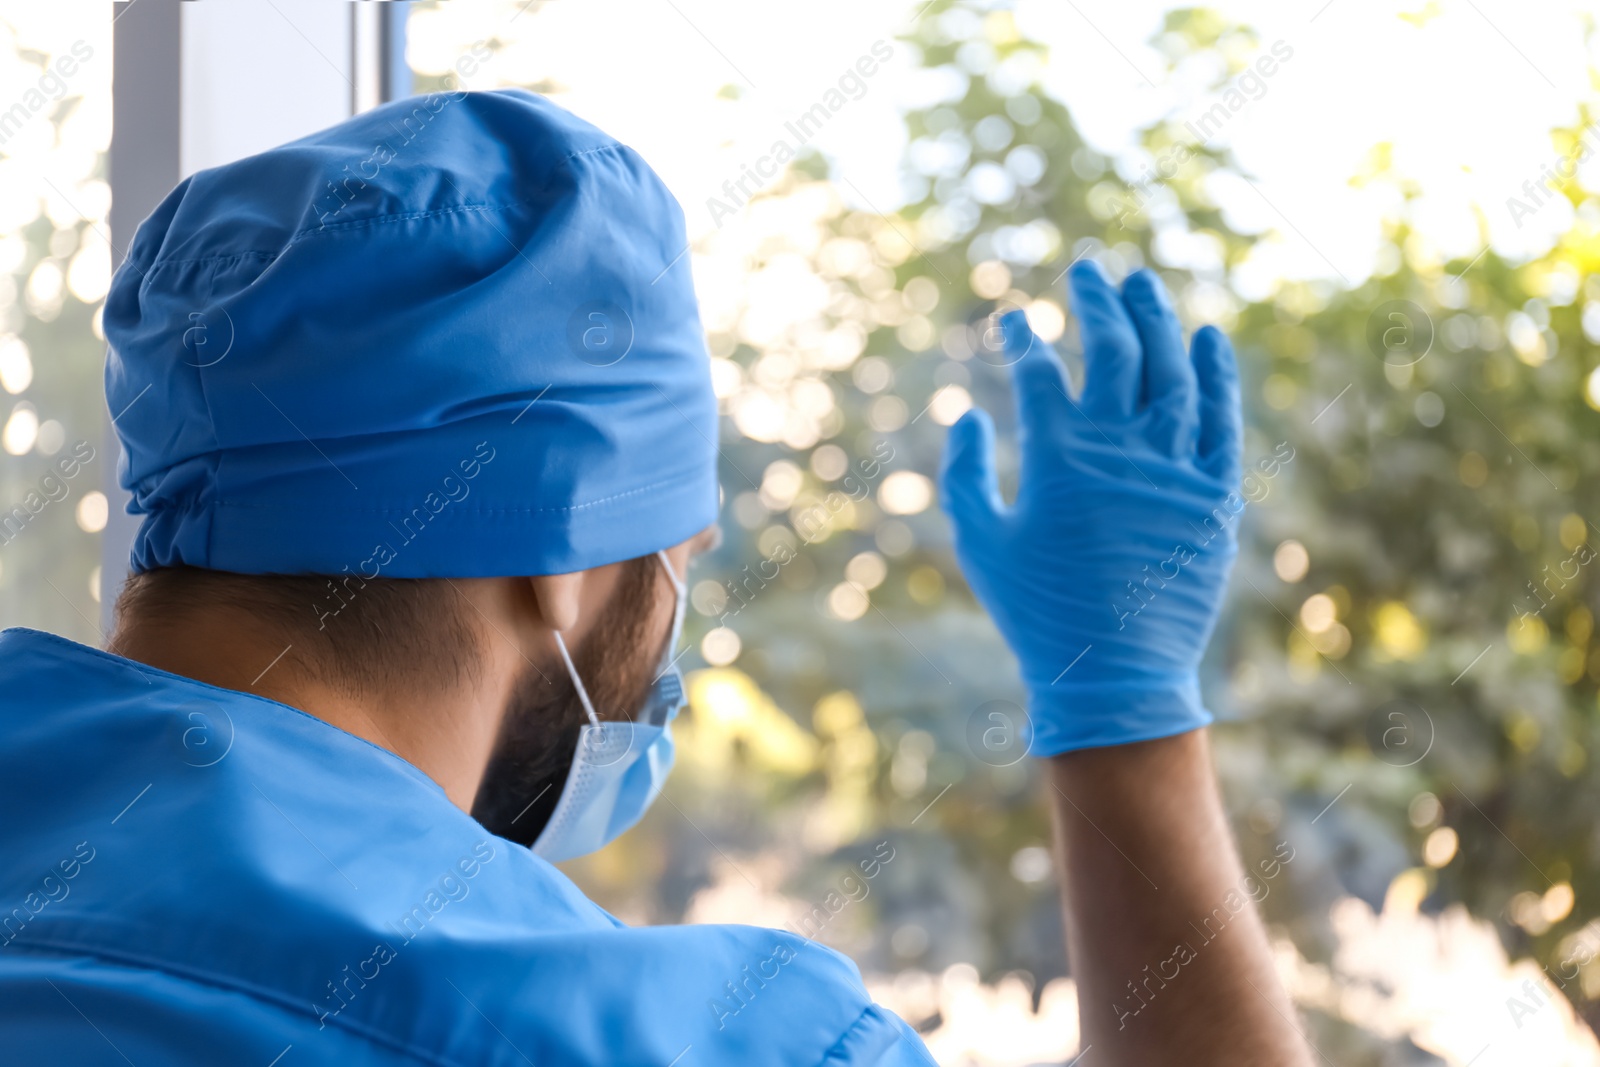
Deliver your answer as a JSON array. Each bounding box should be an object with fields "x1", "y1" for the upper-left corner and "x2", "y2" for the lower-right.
[
  {"x1": 554, "y1": 553, "x2": 684, "y2": 730},
  {"x1": 654, "y1": 551, "x2": 689, "y2": 684},
  {"x1": 551, "y1": 631, "x2": 601, "y2": 730},
  {"x1": 655, "y1": 549, "x2": 685, "y2": 595}
]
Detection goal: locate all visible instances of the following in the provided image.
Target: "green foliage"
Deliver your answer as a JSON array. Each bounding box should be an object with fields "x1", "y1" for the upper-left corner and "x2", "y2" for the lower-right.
[
  {"x1": 0, "y1": 135, "x2": 108, "y2": 638},
  {"x1": 631, "y1": 0, "x2": 1600, "y2": 1048}
]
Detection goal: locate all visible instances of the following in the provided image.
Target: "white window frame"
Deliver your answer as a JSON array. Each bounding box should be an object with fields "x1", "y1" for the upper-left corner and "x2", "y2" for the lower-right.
[{"x1": 104, "y1": 0, "x2": 410, "y2": 625}]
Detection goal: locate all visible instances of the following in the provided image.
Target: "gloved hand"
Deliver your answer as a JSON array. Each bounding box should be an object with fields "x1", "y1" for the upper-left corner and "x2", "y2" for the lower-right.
[{"x1": 940, "y1": 261, "x2": 1242, "y2": 755}]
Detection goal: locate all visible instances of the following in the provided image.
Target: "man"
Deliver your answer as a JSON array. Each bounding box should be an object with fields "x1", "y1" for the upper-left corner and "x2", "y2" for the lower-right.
[{"x1": 0, "y1": 89, "x2": 1311, "y2": 1064}]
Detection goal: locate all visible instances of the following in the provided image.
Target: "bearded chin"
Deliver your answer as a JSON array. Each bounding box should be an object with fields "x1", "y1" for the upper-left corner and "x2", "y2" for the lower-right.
[
  {"x1": 470, "y1": 557, "x2": 664, "y2": 848},
  {"x1": 470, "y1": 662, "x2": 586, "y2": 847}
]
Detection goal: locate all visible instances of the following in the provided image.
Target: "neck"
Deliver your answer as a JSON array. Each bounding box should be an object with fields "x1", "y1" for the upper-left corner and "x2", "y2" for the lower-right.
[{"x1": 108, "y1": 610, "x2": 512, "y2": 811}]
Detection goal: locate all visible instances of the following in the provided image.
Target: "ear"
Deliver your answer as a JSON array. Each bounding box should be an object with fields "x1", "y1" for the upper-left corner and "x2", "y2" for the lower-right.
[{"x1": 528, "y1": 572, "x2": 585, "y2": 633}]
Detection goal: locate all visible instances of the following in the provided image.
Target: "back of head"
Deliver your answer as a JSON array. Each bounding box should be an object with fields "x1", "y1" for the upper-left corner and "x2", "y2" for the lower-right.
[{"x1": 102, "y1": 89, "x2": 717, "y2": 681}]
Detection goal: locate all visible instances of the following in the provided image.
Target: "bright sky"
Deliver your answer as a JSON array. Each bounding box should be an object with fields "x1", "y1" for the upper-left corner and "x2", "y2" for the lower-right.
[
  {"x1": 4, "y1": 0, "x2": 1593, "y2": 601},
  {"x1": 410, "y1": 0, "x2": 1600, "y2": 294},
  {"x1": 5, "y1": 0, "x2": 1596, "y2": 298}
]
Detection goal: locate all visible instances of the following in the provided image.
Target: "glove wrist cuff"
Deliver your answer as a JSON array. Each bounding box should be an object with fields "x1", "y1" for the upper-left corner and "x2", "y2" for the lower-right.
[{"x1": 1023, "y1": 673, "x2": 1212, "y2": 756}]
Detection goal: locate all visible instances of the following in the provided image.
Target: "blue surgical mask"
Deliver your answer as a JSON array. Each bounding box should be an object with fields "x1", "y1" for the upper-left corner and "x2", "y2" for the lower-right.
[{"x1": 532, "y1": 550, "x2": 689, "y2": 862}]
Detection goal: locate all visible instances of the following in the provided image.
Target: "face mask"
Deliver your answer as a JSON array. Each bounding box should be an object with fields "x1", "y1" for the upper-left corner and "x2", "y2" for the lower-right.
[{"x1": 531, "y1": 550, "x2": 688, "y2": 863}]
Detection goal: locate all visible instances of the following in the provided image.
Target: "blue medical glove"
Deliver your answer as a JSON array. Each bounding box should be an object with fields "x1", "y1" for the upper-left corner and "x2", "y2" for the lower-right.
[{"x1": 940, "y1": 261, "x2": 1243, "y2": 755}]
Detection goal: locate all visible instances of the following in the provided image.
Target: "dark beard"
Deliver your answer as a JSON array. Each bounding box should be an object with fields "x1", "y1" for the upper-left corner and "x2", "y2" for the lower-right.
[{"x1": 471, "y1": 555, "x2": 665, "y2": 847}]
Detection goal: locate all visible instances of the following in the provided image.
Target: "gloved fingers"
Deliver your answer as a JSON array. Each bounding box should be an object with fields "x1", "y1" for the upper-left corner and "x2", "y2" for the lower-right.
[
  {"x1": 1066, "y1": 259, "x2": 1142, "y2": 421},
  {"x1": 940, "y1": 406, "x2": 1005, "y2": 534},
  {"x1": 999, "y1": 309, "x2": 1074, "y2": 460},
  {"x1": 1192, "y1": 325, "x2": 1242, "y2": 484},
  {"x1": 1122, "y1": 269, "x2": 1197, "y2": 456}
]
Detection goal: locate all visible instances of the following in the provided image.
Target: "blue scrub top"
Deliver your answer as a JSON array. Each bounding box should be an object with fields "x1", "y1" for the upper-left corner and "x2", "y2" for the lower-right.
[{"x1": 0, "y1": 629, "x2": 935, "y2": 1066}]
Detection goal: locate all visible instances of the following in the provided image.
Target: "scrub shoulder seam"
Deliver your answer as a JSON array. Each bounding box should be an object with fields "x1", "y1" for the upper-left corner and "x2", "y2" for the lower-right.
[
  {"x1": 1, "y1": 937, "x2": 467, "y2": 1067},
  {"x1": 814, "y1": 1002, "x2": 922, "y2": 1066},
  {"x1": 1, "y1": 628, "x2": 450, "y2": 801}
]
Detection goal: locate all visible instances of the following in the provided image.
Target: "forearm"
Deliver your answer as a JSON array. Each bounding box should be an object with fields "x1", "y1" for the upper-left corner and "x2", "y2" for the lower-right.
[
  {"x1": 940, "y1": 268, "x2": 1295, "y2": 1059},
  {"x1": 1049, "y1": 729, "x2": 1311, "y2": 1066}
]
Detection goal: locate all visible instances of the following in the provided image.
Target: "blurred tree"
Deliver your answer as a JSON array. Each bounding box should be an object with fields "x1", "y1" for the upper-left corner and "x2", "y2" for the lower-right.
[
  {"x1": 562, "y1": 2, "x2": 1600, "y2": 1059},
  {"x1": 1137, "y1": 9, "x2": 1600, "y2": 1047},
  {"x1": 0, "y1": 18, "x2": 113, "y2": 642}
]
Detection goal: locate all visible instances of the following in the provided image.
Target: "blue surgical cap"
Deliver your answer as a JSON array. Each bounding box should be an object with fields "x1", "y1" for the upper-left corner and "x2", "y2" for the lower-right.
[{"x1": 104, "y1": 88, "x2": 717, "y2": 578}]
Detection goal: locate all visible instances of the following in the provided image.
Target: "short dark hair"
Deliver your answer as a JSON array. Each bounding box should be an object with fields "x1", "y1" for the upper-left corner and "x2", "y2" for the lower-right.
[{"x1": 110, "y1": 566, "x2": 484, "y2": 696}]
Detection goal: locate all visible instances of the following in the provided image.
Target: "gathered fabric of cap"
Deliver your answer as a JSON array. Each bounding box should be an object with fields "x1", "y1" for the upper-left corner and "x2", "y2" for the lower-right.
[{"x1": 103, "y1": 88, "x2": 717, "y2": 578}]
